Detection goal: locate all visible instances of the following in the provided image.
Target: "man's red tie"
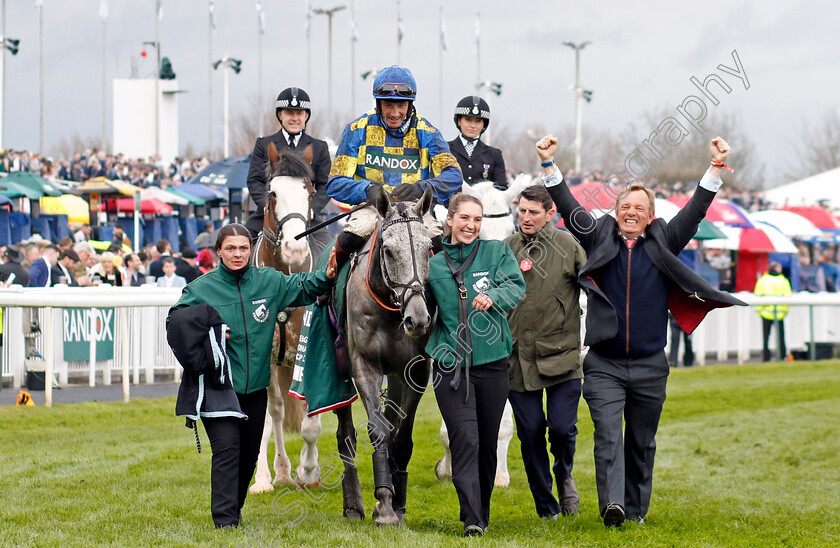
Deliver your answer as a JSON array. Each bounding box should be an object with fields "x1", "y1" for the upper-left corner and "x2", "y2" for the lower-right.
[{"x1": 625, "y1": 239, "x2": 636, "y2": 249}]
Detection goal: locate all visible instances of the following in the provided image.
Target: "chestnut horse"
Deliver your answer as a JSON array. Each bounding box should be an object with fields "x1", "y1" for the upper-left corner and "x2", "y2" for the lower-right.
[{"x1": 249, "y1": 142, "x2": 323, "y2": 493}]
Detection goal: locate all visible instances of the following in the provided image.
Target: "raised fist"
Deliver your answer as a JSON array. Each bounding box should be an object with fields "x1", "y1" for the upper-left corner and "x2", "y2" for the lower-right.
[
  {"x1": 535, "y1": 134, "x2": 559, "y2": 162},
  {"x1": 710, "y1": 137, "x2": 731, "y2": 163}
]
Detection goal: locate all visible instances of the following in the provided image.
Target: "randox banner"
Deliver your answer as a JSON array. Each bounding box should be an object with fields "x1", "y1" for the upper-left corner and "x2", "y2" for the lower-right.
[{"x1": 62, "y1": 308, "x2": 115, "y2": 361}]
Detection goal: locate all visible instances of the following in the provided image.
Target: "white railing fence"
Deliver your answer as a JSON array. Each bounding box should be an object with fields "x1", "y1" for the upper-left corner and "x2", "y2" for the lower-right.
[
  {"x1": 1, "y1": 285, "x2": 182, "y2": 406},
  {"x1": 3, "y1": 287, "x2": 840, "y2": 407}
]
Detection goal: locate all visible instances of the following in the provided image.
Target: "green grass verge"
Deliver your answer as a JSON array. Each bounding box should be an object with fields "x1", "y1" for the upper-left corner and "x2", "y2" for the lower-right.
[{"x1": 1, "y1": 360, "x2": 838, "y2": 547}]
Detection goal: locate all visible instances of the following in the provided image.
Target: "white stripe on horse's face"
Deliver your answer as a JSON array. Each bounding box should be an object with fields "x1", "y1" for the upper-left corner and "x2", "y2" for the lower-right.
[{"x1": 270, "y1": 175, "x2": 311, "y2": 266}]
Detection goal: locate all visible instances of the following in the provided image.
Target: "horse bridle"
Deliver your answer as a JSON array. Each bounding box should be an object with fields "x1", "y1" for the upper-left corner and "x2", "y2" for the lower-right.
[
  {"x1": 261, "y1": 182, "x2": 314, "y2": 251},
  {"x1": 377, "y1": 216, "x2": 428, "y2": 316},
  {"x1": 483, "y1": 211, "x2": 512, "y2": 219}
]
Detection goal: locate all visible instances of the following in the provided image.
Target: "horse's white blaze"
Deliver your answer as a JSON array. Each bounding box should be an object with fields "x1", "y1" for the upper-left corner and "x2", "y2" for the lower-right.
[{"x1": 270, "y1": 175, "x2": 311, "y2": 266}]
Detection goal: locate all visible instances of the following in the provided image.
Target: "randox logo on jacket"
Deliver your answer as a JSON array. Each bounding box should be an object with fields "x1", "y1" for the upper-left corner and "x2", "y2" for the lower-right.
[{"x1": 365, "y1": 150, "x2": 420, "y2": 173}]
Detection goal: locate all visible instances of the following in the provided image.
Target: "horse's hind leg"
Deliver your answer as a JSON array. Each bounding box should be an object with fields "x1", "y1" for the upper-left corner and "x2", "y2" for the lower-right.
[
  {"x1": 295, "y1": 414, "x2": 322, "y2": 487},
  {"x1": 435, "y1": 419, "x2": 453, "y2": 480},
  {"x1": 495, "y1": 400, "x2": 514, "y2": 487},
  {"x1": 335, "y1": 405, "x2": 364, "y2": 520}
]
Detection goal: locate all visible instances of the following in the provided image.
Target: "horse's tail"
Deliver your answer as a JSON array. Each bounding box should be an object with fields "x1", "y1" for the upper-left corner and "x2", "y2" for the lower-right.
[{"x1": 278, "y1": 364, "x2": 305, "y2": 433}]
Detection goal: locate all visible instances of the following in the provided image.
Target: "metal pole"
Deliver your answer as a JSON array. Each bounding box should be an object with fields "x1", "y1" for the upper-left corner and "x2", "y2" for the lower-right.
[
  {"x1": 475, "y1": 12, "x2": 480, "y2": 88},
  {"x1": 258, "y1": 25, "x2": 263, "y2": 137},
  {"x1": 809, "y1": 305, "x2": 815, "y2": 361},
  {"x1": 223, "y1": 63, "x2": 229, "y2": 158},
  {"x1": 327, "y1": 12, "x2": 334, "y2": 125},
  {"x1": 39, "y1": 3, "x2": 44, "y2": 154},
  {"x1": 438, "y1": 7, "x2": 443, "y2": 125},
  {"x1": 154, "y1": 15, "x2": 160, "y2": 158},
  {"x1": 208, "y1": 5, "x2": 213, "y2": 159},
  {"x1": 102, "y1": 17, "x2": 107, "y2": 152},
  {"x1": 350, "y1": 8, "x2": 356, "y2": 115},
  {"x1": 574, "y1": 48, "x2": 582, "y2": 173},
  {"x1": 45, "y1": 307, "x2": 53, "y2": 407}
]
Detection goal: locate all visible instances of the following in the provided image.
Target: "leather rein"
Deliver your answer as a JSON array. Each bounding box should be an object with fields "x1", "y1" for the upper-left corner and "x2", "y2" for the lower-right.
[{"x1": 364, "y1": 216, "x2": 428, "y2": 316}]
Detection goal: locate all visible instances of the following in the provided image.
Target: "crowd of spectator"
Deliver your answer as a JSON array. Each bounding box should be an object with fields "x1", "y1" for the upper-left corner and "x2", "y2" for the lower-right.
[
  {"x1": 0, "y1": 148, "x2": 211, "y2": 190},
  {"x1": 0, "y1": 228, "x2": 218, "y2": 290}
]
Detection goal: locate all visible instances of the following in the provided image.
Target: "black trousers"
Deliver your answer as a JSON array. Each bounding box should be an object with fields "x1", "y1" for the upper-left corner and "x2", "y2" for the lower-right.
[
  {"x1": 762, "y1": 317, "x2": 786, "y2": 361},
  {"x1": 508, "y1": 378, "x2": 581, "y2": 517},
  {"x1": 202, "y1": 389, "x2": 267, "y2": 527},
  {"x1": 434, "y1": 359, "x2": 509, "y2": 530},
  {"x1": 582, "y1": 350, "x2": 668, "y2": 520}
]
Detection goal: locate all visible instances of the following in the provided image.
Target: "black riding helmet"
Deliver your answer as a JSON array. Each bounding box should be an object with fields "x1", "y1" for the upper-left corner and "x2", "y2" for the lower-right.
[
  {"x1": 453, "y1": 95, "x2": 490, "y2": 135},
  {"x1": 275, "y1": 87, "x2": 312, "y2": 127}
]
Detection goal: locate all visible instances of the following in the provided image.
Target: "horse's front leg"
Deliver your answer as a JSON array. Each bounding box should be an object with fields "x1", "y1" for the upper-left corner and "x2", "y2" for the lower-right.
[
  {"x1": 249, "y1": 411, "x2": 275, "y2": 494},
  {"x1": 355, "y1": 360, "x2": 399, "y2": 527},
  {"x1": 435, "y1": 420, "x2": 454, "y2": 480},
  {"x1": 295, "y1": 414, "x2": 322, "y2": 487},
  {"x1": 335, "y1": 405, "x2": 364, "y2": 520},
  {"x1": 387, "y1": 358, "x2": 430, "y2": 521}
]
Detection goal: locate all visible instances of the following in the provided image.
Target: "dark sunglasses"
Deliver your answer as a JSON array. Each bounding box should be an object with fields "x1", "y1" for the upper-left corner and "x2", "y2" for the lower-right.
[{"x1": 374, "y1": 83, "x2": 415, "y2": 97}]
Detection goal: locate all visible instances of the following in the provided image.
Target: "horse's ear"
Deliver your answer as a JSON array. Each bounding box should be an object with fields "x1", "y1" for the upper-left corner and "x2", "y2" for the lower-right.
[
  {"x1": 268, "y1": 141, "x2": 280, "y2": 166},
  {"x1": 416, "y1": 187, "x2": 433, "y2": 217},
  {"x1": 375, "y1": 186, "x2": 392, "y2": 218},
  {"x1": 302, "y1": 144, "x2": 313, "y2": 164},
  {"x1": 460, "y1": 181, "x2": 478, "y2": 198}
]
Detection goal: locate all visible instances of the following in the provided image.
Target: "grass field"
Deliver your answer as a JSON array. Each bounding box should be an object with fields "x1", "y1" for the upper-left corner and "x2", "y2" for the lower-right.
[{"x1": 1, "y1": 360, "x2": 839, "y2": 547}]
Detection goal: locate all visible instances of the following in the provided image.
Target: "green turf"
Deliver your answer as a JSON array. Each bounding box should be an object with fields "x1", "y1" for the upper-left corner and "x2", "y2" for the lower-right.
[{"x1": 1, "y1": 360, "x2": 838, "y2": 547}]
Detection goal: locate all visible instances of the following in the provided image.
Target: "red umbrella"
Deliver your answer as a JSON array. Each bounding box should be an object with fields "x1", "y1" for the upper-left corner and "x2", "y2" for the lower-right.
[
  {"x1": 667, "y1": 196, "x2": 754, "y2": 228},
  {"x1": 780, "y1": 206, "x2": 840, "y2": 230},
  {"x1": 555, "y1": 182, "x2": 619, "y2": 227},
  {"x1": 114, "y1": 197, "x2": 173, "y2": 215}
]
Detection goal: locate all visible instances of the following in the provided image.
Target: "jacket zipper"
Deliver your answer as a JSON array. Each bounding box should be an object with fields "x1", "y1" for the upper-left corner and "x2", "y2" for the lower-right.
[
  {"x1": 237, "y1": 277, "x2": 251, "y2": 393},
  {"x1": 625, "y1": 246, "x2": 632, "y2": 355}
]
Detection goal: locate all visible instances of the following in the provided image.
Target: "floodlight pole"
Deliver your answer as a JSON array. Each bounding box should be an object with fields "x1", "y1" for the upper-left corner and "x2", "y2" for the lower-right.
[
  {"x1": 313, "y1": 5, "x2": 346, "y2": 128},
  {"x1": 563, "y1": 41, "x2": 590, "y2": 173}
]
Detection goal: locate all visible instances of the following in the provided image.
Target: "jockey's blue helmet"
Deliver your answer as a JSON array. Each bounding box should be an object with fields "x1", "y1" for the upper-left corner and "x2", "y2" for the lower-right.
[{"x1": 372, "y1": 66, "x2": 417, "y2": 101}]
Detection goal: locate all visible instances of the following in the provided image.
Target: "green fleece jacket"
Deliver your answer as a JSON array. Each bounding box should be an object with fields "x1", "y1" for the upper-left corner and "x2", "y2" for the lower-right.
[
  {"x1": 425, "y1": 238, "x2": 526, "y2": 367},
  {"x1": 170, "y1": 263, "x2": 332, "y2": 394}
]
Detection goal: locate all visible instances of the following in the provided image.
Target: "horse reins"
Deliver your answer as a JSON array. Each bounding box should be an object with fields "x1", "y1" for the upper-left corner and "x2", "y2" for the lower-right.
[{"x1": 365, "y1": 216, "x2": 427, "y2": 317}]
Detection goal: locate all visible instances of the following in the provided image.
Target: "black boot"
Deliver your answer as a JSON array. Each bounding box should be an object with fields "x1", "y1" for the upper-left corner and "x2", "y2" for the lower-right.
[{"x1": 392, "y1": 470, "x2": 408, "y2": 516}]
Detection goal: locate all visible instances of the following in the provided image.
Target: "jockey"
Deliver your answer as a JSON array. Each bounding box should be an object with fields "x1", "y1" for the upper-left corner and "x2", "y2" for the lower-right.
[
  {"x1": 246, "y1": 86, "x2": 332, "y2": 250},
  {"x1": 327, "y1": 65, "x2": 462, "y2": 267},
  {"x1": 448, "y1": 96, "x2": 508, "y2": 190}
]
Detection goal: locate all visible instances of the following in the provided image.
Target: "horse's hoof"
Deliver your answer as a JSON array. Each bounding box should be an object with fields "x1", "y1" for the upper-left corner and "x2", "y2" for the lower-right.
[
  {"x1": 344, "y1": 507, "x2": 365, "y2": 521},
  {"x1": 434, "y1": 459, "x2": 451, "y2": 480},
  {"x1": 294, "y1": 478, "x2": 321, "y2": 490},
  {"x1": 373, "y1": 502, "x2": 400, "y2": 527},
  {"x1": 248, "y1": 482, "x2": 274, "y2": 494},
  {"x1": 494, "y1": 472, "x2": 510, "y2": 487},
  {"x1": 272, "y1": 475, "x2": 295, "y2": 487}
]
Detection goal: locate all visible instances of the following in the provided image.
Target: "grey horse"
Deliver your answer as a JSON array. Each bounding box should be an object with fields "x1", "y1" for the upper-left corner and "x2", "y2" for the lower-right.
[{"x1": 335, "y1": 187, "x2": 434, "y2": 526}]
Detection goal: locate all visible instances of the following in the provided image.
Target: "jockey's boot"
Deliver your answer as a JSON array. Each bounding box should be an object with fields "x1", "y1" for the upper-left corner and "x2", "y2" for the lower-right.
[
  {"x1": 431, "y1": 235, "x2": 444, "y2": 254},
  {"x1": 315, "y1": 232, "x2": 366, "y2": 307},
  {"x1": 392, "y1": 470, "x2": 409, "y2": 515}
]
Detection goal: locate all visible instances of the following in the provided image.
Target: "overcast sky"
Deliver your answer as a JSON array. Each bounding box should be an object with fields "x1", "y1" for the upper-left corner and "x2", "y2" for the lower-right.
[{"x1": 2, "y1": 0, "x2": 837, "y2": 187}]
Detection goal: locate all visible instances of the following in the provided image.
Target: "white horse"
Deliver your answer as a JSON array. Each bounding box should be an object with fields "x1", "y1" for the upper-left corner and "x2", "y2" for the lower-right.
[
  {"x1": 249, "y1": 144, "x2": 323, "y2": 493},
  {"x1": 433, "y1": 173, "x2": 537, "y2": 487}
]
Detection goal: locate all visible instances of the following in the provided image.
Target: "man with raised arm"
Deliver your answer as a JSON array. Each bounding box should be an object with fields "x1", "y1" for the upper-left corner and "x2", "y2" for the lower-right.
[{"x1": 536, "y1": 134, "x2": 745, "y2": 526}]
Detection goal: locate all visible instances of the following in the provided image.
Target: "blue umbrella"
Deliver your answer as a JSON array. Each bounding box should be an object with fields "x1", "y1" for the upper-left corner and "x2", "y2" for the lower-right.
[
  {"x1": 173, "y1": 183, "x2": 228, "y2": 201},
  {"x1": 187, "y1": 155, "x2": 251, "y2": 189}
]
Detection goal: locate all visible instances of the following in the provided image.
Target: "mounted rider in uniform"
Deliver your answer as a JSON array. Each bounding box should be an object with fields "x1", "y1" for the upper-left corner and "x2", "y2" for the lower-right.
[{"x1": 327, "y1": 65, "x2": 462, "y2": 268}]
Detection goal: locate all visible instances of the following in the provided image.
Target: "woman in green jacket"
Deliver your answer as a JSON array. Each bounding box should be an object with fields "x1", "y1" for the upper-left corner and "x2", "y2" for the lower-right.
[
  {"x1": 170, "y1": 223, "x2": 336, "y2": 529},
  {"x1": 425, "y1": 193, "x2": 526, "y2": 536}
]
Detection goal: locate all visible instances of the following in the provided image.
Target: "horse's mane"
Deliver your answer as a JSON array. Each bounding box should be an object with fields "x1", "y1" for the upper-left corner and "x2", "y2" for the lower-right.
[{"x1": 265, "y1": 148, "x2": 314, "y2": 182}]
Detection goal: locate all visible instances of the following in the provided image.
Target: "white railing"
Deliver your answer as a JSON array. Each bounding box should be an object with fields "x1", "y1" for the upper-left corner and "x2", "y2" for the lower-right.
[
  {"x1": 0, "y1": 285, "x2": 181, "y2": 406},
  {"x1": 3, "y1": 286, "x2": 839, "y2": 407}
]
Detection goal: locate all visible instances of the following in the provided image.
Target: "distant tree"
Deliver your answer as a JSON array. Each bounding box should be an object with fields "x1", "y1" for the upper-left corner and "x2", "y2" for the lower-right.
[
  {"x1": 50, "y1": 134, "x2": 107, "y2": 162},
  {"x1": 786, "y1": 108, "x2": 840, "y2": 181},
  {"x1": 618, "y1": 107, "x2": 763, "y2": 190}
]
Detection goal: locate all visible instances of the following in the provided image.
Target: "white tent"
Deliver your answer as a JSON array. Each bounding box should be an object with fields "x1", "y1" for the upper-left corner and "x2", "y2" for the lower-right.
[{"x1": 762, "y1": 166, "x2": 840, "y2": 209}]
